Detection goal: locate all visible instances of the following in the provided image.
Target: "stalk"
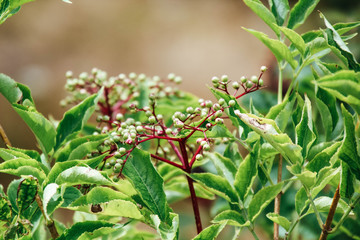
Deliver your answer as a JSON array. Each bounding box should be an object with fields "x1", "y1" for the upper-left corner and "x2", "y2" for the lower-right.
[
  {"x1": 35, "y1": 194, "x2": 59, "y2": 239},
  {"x1": 274, "y1": 155, "x2": 283, "y2": 240},
  {"x1": 319, "y1": 184, "x2": 340, "y2": 240},
  {"x1": 0, "y1": 123, "x2": 11, "y2": 147}
]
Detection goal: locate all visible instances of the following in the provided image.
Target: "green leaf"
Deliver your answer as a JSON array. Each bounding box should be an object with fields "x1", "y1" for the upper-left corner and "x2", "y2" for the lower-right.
[
  {"x1": 305, "y1": 196, "x2": 349, "y2": 215},
  {"x1": 333, "y1": 21, "x2": 360, "y2": 35},
  {"x1": 340, "y1": 161, "x2": 354, "y2": 199},
  {"x1": 266, "y1": 93, "x2": 296, "y2": 132},
  {"x1": 306, "y1": 142, "x2": 341, "y2": 173},
  {"x1": 234, "y1": 112, "x2": 303, "y2": 164},
  {"x1": 12, "y1": 104, "x2": 56, "y2": 154},
  {"x1": 266, "y1": 213, "x2": 291, "y2": 231},
  {"x1": 243, "y1": 0, "x2": 280, "y2": 36},
  {"x1": 8, "y1": 146, "x2": 41, "y2": 162},
  {"x1": 45, "y1": 154, "x2": 105, "y2": 185},
  {"x1": 320, "y1": 13, "x2": 360, "y2": 72},
  {"x1": 339, "y1": 105, "x2": 360, "y2": 180},
  {"x1": 17, "y1": 176, "x2": 37, "y2": 213},
  {"x1": 248, "y1": 182, "x2": 284, "y2": 222},
  {"x1": 269, "y1": 0, "x2": 290, "y2": 26},
  {"x1": 190, "y1": 173, "x2": 238, "y2": 203},
  {"x1": 42, "y1": 183, "x2": 60, "y2": 221},
  {"x1": 287, "y1": 0, "x2": 320, "y2": 30},
  {"x1": 69, "y1": 186, "x2": 143, "y2": 220},
  {"x1": 122, "y1": 148, "x2": 171, "y2": 224},
  {"x1": 192, "y1": 222, "x2": 226, "y2": 240},
  {"x1": 316, "y1": 70, "x2": 360, "y2": 114},
  {"x1": 0, "y1": 158, "x2": 47, "y2": 183},
  {"x1": 7, "y1": 179, "x2": 21, "y2": 213},
  {"x1": 0, "y1": 148, "x2": 32, "y2": 161},
  {"x1": 151, "y1": 213, "x2": 179, "y2": 240},
  {"x1": 0, "y1": 196, "x2": 12, "y2": 221},
  {"x1": 54, "y1": 134, "x2": 107, "y2": 162},
  {"x1": 244, "y1": 28, "x2": 297, "y2": 69},
  {"x1": 207, "y1": 152, "x2": 237, "y2": 186},
  {"x1": 55, "y1": 166, "x2": 113, "y2": 186},
  {"x1": 55, "y1": 88, "x2": 103, "y2": 150},
  {"x1": 279, "y1": 26, "x2": 306, "y2": 55},
  {"x1": 0, "y1": 73, "x2": 22, "y2": 103},
  {"x1": 223, "y1": 142, "x2": 242, "y2": 167},
  {"x1": 212, "y1": 210, "x2": 249, "y2": 227},
  {"x1": 295, "y1": 95, "x2": 316, "y2": 159},
  {"x1": 57, "y1": 221, "x2": 117, "y2": 240},
  {"x1": 234, "y1": 142, "x2": 259, "y2": 201}
]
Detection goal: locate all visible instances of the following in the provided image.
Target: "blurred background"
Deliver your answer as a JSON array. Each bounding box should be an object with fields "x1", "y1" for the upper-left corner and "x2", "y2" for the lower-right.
[{"x1": 0, "y1": 0, "x2": 359, "y2": 239}]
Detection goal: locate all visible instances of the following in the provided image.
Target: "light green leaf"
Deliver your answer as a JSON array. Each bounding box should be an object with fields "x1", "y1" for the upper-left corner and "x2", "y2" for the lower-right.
[
  {"x1": 234, "y1": 142, "x2": 259, "y2": 201},
  {"x1": 333, "y1": 21, "x2": 360, "y2": 35},
  {"x1": 243, "y1": 0, "x2": 280, "y2": 36},
  {"x1": 212, "y1": 210, "x2": 249, "y2": 227},
  {"x1": 279, "y1": 26, "x2": 306, "y2": 55},
  {"x1": 234, "y1": 112, "x2": 303, "y2": 164},
  {"x1": 42, "y1": 183, "x2": 60, "y2": 221},
  {"x1": 54, "y1": 134, "x2": 107, "y2": 162},
  {"x1": 157, "y1": 163, "x2": 183, "y2": 182},
  {"x1": 0, "y1": 158, "x2": 47, "y2": 183},
  {"x1": 287, "y1": 0, "x2": 320, "y2": 30},
  {"x1": 190, "y1": 173, "x2": 238, "y2": 203},
  {"x1": 0, "y1": 73, "x2": 22, "y2": 103},
  {"x1": 0, "y1": 148, "x2": 32, "y2": 160},
  {"x1": 56, "y1": 221, "x2": 118, "y2": 240},
  {"x1": 339, "y1": 105, "x2": 360, "y2": 180},
  {"x1": 151, "y1": 213, "x2": 179, "y2": 240},
  {"x1": 340, "y1": 161, "x2": 354, "y2": 199},
  {"x1": 122, "y1": 148, "x2": 171, "y2": 224},
  {"x1": 267, "y1": 93, "x2": 296, "y2": 132},
  {"x1": 192, "y1": 222, "x2": 226, "y2": 240},
  {"x1": 45, "y1": 154, "x2": 105, "y2": 185},
  {"x1": 266, "y1": 213, "x2": 291, "y2": 231},
  {"x1": 295, "y1": 95, "x2": 316, "y2": 159},
  {"x1": 248, "y1": 182, "x2": 284, "y2": 222},
  {"x1": 244, "y1": 28, "x2": 297, "y2": 69},
  {"x1": 55, "y1": 166, "x2": 113, "y2": 186},
  {"x1": 69, "y1": 187, "x2": 143, "y2": 220},
  {"x1": 55, "y1": 88, "x2": 103, "y2": 150},
  {"x1": 12, "y1": 104, "x2": 56, "y2": 154},
  {"x1": 207, "y1": 152, "x2": 237, "y2": 186},
  {"x1": 306, "y1": 142, "x2": 341, "y2": 173},
  {"x1": 316, "y1": 71, "x2": 360, "y2": 114},
  {"x1": 223, "y1": 142, "x2": 242, "y2": 167},
  {"x1": 305, "y1": 196, "x2": 349, "y2": 215},
  {"x1": 269, "y1": 0, "x2": 290, "y2": 26}
]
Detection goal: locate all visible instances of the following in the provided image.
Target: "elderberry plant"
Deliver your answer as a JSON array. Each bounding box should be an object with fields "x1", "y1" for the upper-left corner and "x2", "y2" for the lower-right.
[{"x1": 0, "y1": 0, "x2": 360, "y2": 240}]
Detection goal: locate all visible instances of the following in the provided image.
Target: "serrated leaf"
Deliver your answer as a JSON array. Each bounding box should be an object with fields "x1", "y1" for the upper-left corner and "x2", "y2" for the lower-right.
[
  {"x1": 190, "y1": 173, "x2": 238, "y2": 203},
  {"x1": 315, "y1": 70, "x2": 360, "y2": 114},
  {"x1": 45, "y1": 154, "x2": 105, "y2": 185},
  {"x1": 235, "y1": 112, "x2": 303, "y2": 164},
  {"x1": 243, "y1": 0, "x2": 280, "y2": 36},
  {"x1": 54, "y1": 134, "x2": 107, "y2": 162},
  {"x1": 295, "y1": 95, "x2": 316, "y2": 159},
  {"x1": 287, "y1": 0, "x2": 320, "y2": 30},
  {"x1": 266, "y1": 213, "x2": 291, "y2": 231},
  {"x1": 192, "y1": 222, "x2": 226, "y2": 240},
  {"x1": 0, "y1": 73, "x2": 22, "y2": 103},
  {"x1": 57, "y1": 221, "x2": 117, "y2": 240},
  {"x1": 0, "y1": 158, "x2": 47, "y2": 183},
  {"x1": 8, "y1": 146, "x2": 41, "y2": 162},
  {"x1": 69, "y1": 187, "x2": 143, "y2": 220},
  {"x1": 151, "y1": 213, "x2": 179, "y2": 240},
  {"x1": 339, "y1": 105, "x2": 360, "y2": 180},
  {"x1": 269, "y1": 0, "x2": 290, "y2": 26},
  {"x1": 279, "y1": 26, "x2": 306, "y2": 55},
  {"x1": 207, "y1": 152, "x2": 237, "y2": 186},
  {"x1": 212, "y1": 210, "x2": 249, "y2": 227},
  {"x1": 248, "y1": 182, "x2": 284, "y2": 222},
  {"x1": 12, "y1": 104, "x2": 56, "y2": 154},
  {"x1": 340, "y1": 161, "x2": 354, "y2": 199},
  {"x1": 55, "y1": 166, "x2": 113, "y2": 186},
  {"x1": 320, "y1": 13, "x2": 360, "y2": 72},
  {"x1": 0, "y1": 148, "x2": 32, "y2": 160},
  {"x1": 234, "y1": 142, "x2": 259, "y2": 201},
  {"x1": 122, "y1": 148, "x2": 171, "y2": 224},
  {"x1": 55, "y1": 88, "x2": 103, "y2": 150},
  {"x1": 244, "y1": 28, "x2": 297, "y2": 69}
]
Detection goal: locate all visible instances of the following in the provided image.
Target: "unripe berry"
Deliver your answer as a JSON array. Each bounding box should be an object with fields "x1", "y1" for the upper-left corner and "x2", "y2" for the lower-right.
[
  {"x1": 119, "y1": 147, "x2": 127, "y2": 154},
  {"x1": 174, "y1": 76, "x2": 182, "y2": 84},
  {"x1": 168, "y1": 73, "x2": 176, "y2": 80},
  {"x1": 260, "y1": 66, "x2": 267, "y2": 72},
  {"x1": 232, "y1": 82, "x2": 240, "y2": 89},
  {"x1": 66, "y1": 71, "x2": 73, "y2": 78},
  {"x1": 103, "y1": 115, "x2": 110, "y2": 121},
  {"x1": 218, "y1": 98, "x2": 225, "y2": 106},
  {"x1": 114, "y1": 151, "x2": 122, "y2": 157},
  {"x1": 206, "y1": 123, "x2": 212, "y2": 129},
  {"x1": 215, "y1": 118, "x2": 224, "y2": 124},
  {"x1": 221, "y1": 75, "x2": 228, "y2": 83},
  {"x1": 258, "y1": 79, "x2": 264, "y2": 86},
  {"x1": 250, "y1": 75, "x2": 258, "y2": 84},
  {"x1": 205, "y1": 100, "x2": 213, "y2": 108},
  {"x1": 240, "y1": 76, "x2": 247, "y2": 83},
  {"x1": 195, "y1": 154, "x2": 203, "y2": 160},
  {"x1": 203, "y1": 144, "x2": 210, "y2": 151},
  {"x1": 148, "y1": 116, "x2": 156, "y2": 124},
  {"x1": 157, "y1": 114, "x2": 163, "y2": 120},
  {"x1": 246, "y1": 81, "x2": 254, "y2": 88},
  {"x1": 79, "y1": 72, "x2": 88, "y2": 80},
  {"x1": 136, "y1": 126, "x2": 144, "y2": 132},
  {"x1": 129, "y1": 72, "x2": 137, "y2": 80},
  {"x1": 153, "y1": 76, "x2": 161, "y2": 82},
  {"x1": 165, "y1": 128, "x2": 172, "y2": 135},
  {"x1": 138, "y1": 73, "x2": 146, "y2": 81},
  {"x1": 186, "y1": 107, "x2": 194, "y2": 114},
  {"x1": 212, "y1": 76, "x2": 219, "y2": 84},
  {"x1": 145, "y1": 111, "x2": 153, "y2": 117},
  {"x1": 228, "y1": 100, "x2": 236, "y2": 107}
]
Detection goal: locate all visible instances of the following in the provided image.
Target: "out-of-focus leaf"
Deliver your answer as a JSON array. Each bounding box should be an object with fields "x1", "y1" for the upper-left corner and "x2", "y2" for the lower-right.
[
  {"x1": 192, "y1": 222, "x2": 226, "y2": 240},
  {"x1": 151, "y1": 213, "x2": 179, "y2": 240},
  {"x1": 269, "y1": 0, "x2": 290, "y2": 26},
  {"x1": 340, "y1": 161, "x2": 354, "y2": 199},
  {"x1": 266, "y1": 213, "x2": 291, "y2": 231},
  {"x1": 212, "y1": 210, "x2": 249, "y2": 227},
  {"x1": 56, "y1": 221, "x2": 118, "y2": 240},
  {"x1": 287, "y1": 0, "x2": 320, "y2": 30}
]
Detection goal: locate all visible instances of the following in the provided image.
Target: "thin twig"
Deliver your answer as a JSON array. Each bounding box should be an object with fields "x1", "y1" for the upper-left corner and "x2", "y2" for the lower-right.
[
  {"x1": 0, "y1": 123, "x2": 12, "y2": 147},
  {"x1": 274, "y1": 155, "x2": 283, "y2": 240},
  {"x1": 35, "y1": 194, "x2": 59, "y2": 239}
]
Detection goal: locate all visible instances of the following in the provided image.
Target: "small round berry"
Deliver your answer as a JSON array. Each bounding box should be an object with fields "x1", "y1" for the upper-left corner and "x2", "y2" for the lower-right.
[
  {"x1": 205, "y1": 100, "x2": 213, "y2": 108},
  {"x1": 218, "y1": 98, "x2": 225, "y2": 106},
  {"x1": 215, "y1": 118, "x2": 224, "y2": 124},
  {"x1": 195, "y1": 154, "x2": 203, "y2": 160},
  {"x1": 203, "y1": 144, "x2": 210, "y2": 151},
  {"x1": 129, "y1": 72, "x2": 137, "y2": 80},
  {"x1": 232, "y1": 82, "x2": 240, "y2": 89},
  {"x1": 228, "y1": 100, "x2": 236, "y2": 107},
  {"x1": 96, "y1": 115, "x2": 103, "y2": 122},
  {"x1": 79, "y1": 72, "x2": 88, "y2": 80},
  {"x1": 165, "y1": 128, "x2": 172, "y2": 135},
  {"x1": 116, "y1": 113, "x2": 124, "y2": 121},
  {"x1": 119, "y1": 147, "x2": 127, "y2": 154},
  {"x1": 103, "y1": 115, "x2": 110, "y2": 121},
  {"x1": 260, "y1": 66, "x2": 267, "y2": 72},
  {"x1": 105, "y1": 162, "x2": 111, "y2": 169},
  {"x1": 138, "y1": 73, "x2": 146, "y2": 81},
  {"x1": 186, "y1": 107, "x2": 194, "y2": 114},
  {"x1": 206, "y1": 123, "x2": 212, "y2": 129},
  {"x1": 136, "y1": 126, "x2": 144, "y2": 132},
  {"x1": 258, "y1": 79, "x2": 264, "y2": 86},
  {"x1": 109, "y1": 158, "x2": 116, "y2": 166},
  {"x1": 66, "y1": 71, "x2": 73, "y2": 78},
  {"x1": 148, "y1": 116, "x2": 156, "y2": 124},
  {"x1": 221, "y1": 75, "x2": 228, "y2": 83},
  {"x1": 168, "y1": 73, "x2": 176, "y2": 80},
  {"x1": 174, "y1": 76, "x2": 182, "y2": 84},
  {"x1": 145, "y1": 111, "x2": 153, "y2": 117},
  {"x1": 246, "y1": 81, "x2": 254, "y2": 88},
  {"x1": 211, "y1": 76, "x2": 219, "y2": 84},
  {"x1": 240, "y1": 76, "x2": 247, "y2": 83},
  {"x1": 250, "y1": 75, "x2": 258, "y2": 84},
  {"x1": 157, "y1": 114, "x2": 163, "y2": 120}
]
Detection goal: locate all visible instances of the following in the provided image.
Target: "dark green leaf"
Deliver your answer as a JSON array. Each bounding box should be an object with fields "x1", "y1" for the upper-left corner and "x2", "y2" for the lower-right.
[
  {"x1": 17, "y1": 176, "x2": 37, "y2": 213},
  {"x1": 7, "y1": 179, "x2": 21, "y2": 213},
  {"x1": 339, "y1": 105, "x2": 360, "y2": 180},
  {"x1": 248, "y1": 182, "x2": 284, "y2": 222},
  {"x1": 190, "y1": 173, "x2": 238, "y2": 203},
  {"x1": 55, "y1": 88, "x2": 103, "y2": 150},
  {"x1": 244, "y1": 28, "x2": 297, "y2": 69},
  {"x1": 0, "y1": 148, "x2": 32, "y2": 160},
  {"x1": 234, "y1": 142, "x2": 259, "y2": 201},
  {"x1": 57, "y1": 221, "x2": 117, "y2": 240},
  {"x1": 306, "y1": 142, "x2": 341, "y2": 173},
  {"x1": 243, "y1": 0, "x2": 280, "y2": 36},
  {"x1": 287, "y1": 0, "x2": 320, "y2": 29},
  {"x1": 340, "y1": 161, "x2": 354, "y2": 199},
  {"x1": 192, "y1": 222, "x2": 226, "y2": 240},
  {"x1": 122, "y1": 148, "x2": 171, "y2": 224},
  {"x1": 12, "y1": 104, "x2": 56, "y2": 154},
  {"x1": 223, "y1": 142, "x2": 242, "y2": 167},
  {"x1": 0, "y1": 196, "x2": 12, "y2": 221},
  {"x1": 269, "y1": 0, "x2": 290, "y2": 26},
  {"x1": 8, "y1": 146, "x2": 41, "y2": 162}
]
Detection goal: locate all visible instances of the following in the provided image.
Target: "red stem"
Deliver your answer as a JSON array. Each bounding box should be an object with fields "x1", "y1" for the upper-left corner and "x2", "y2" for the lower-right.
[{"x1": 150, "y1": 154, "x2": 184, "y2": 169}]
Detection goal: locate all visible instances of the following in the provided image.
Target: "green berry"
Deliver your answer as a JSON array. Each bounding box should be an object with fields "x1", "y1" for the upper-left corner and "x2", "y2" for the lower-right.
[
  {"x1": 228, "y1": 100, "x2": 236, "y2": 107},
  {"x1": 232, "y1": 82, "x2": 240, "y2": 89},
  {"x1": 250, "y1": 75, "x2": 258, "y2": 83},
  {"x1": 260, "y1": 66, "x2": 267, "y2": 72},
  {"x1": 195, "y1": 154, "x2": 203, "y2": 160},
  {"x1": 218, "y1": 98, "x2": 225, "y2": 106},
  {"x1": 240, "y1": 76, "x2": 247, "y2": 83},
  {"x1": 258, "y1": 79, "x2": 264, "y2": 86},
  {"x1": 211, "y1": 76, "x2": 219, "y2": 84},
  {"x1": 221, "y1": 75, "x2": 228, "y2": 83},
  {"x1": 119, "y1": 147, "x2": 127, "y2": 154},
  {"x1": 148, "y1": 116, "x2": 156, "y2": 124},
  {"x1": 246, "y1": 81, "x2": 253, "y2": 88}
]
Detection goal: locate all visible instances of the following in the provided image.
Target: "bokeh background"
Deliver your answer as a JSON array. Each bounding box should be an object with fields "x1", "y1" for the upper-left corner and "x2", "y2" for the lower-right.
[{"x1": 0, "y1": 0, "x2": 359, "y2": 239}]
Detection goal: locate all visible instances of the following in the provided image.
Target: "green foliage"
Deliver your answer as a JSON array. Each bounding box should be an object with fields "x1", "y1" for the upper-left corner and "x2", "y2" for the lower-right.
[{"x1": 0, "y1": 0, "x2": 359, "y2": 239}]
